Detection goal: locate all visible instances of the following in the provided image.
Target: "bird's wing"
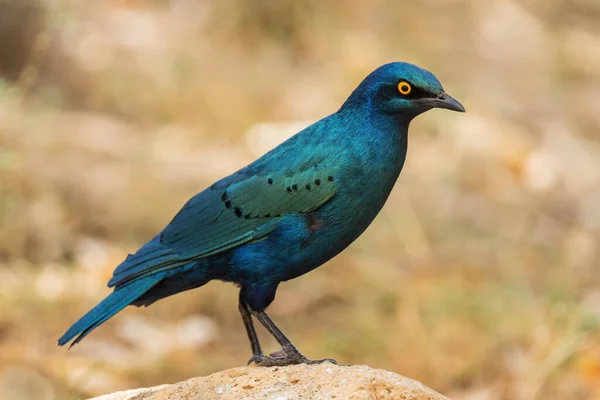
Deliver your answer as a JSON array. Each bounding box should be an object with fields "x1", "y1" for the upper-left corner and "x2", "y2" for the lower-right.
[
  {"x1": 109, "y1": 162, "x2": 338, "y2": 287},
  {"x1": 163, "y1": 162, "x2": 338, "y2": 255}
]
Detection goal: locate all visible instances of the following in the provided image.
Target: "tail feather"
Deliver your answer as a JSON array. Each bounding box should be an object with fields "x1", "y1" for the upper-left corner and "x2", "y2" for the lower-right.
[
  {"x1": 58, "y1": 274, "x2": 163, "y2": 347},
  {"x1": 108, "y1": 238, "x2": 183, "y2": 288}
]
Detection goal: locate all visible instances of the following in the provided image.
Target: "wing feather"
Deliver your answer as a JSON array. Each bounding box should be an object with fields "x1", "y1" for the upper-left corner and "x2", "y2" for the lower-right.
[{"x1": 110, "y1": 162, "x2": 338, "y2": 287}]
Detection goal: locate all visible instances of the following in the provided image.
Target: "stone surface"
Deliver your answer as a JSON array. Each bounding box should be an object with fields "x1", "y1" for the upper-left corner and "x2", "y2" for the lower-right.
[{"x1": 88, "y1": 364, "x2": 449, "y2": 400}]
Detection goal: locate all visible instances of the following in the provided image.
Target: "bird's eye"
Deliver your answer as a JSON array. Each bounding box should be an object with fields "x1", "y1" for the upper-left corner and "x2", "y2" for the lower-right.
[{"x1": 397, "y1": 81, "x2": 412, "y2": 96}]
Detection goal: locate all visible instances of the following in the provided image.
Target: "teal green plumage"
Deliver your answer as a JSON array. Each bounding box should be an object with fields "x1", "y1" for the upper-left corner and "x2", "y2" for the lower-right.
[{"x1": 59, "y1": 62, "x2": 464, "y2": 364}]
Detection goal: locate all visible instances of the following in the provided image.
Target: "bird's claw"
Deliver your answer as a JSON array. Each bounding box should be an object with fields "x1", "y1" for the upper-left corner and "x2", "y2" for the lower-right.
[
  {"x1": 247, "y1": 352, "x2": 337, "y2": 367},
  {"x1": 247, "y1": 354, "x2": 264, "y2": 365}
]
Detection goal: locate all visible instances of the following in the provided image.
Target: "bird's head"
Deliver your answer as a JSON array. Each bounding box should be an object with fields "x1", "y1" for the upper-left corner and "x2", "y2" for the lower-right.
[{"x1": 342, "y1": 62, "x2": 465, "y2": 118}]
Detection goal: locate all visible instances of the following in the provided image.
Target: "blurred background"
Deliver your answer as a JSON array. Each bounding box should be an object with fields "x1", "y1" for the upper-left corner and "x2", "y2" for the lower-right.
[{"x1": 0, "y1": 0, "x2": 599, "y2": 399}]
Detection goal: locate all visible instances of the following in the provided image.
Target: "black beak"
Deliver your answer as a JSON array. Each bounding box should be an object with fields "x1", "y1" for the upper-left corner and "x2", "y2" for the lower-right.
[{"x1": 425, "y1": 92, "x2": 465, "y2": 112}]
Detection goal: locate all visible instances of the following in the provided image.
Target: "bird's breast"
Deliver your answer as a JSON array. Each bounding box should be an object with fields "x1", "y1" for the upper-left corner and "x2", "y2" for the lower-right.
[{"x1": 319, "y1": 131, "x2": 408, "y2": 243}]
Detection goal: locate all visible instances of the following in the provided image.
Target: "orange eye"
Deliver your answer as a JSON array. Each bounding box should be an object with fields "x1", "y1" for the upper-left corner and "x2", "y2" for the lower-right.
[{"x1": 397, "y1": 81, "x2": 412, "y2": 95}]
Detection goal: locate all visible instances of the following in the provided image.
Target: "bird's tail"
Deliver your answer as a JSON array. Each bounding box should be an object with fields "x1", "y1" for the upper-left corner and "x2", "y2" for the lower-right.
[{"x1": 58, "y1": 274, "x2": 163, "y2": 347}]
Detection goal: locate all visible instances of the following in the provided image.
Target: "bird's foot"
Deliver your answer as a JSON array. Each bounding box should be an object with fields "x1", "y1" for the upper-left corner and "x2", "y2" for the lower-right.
[{"x1": 248, "y1": 351, "x2": 337, "y2": 367}]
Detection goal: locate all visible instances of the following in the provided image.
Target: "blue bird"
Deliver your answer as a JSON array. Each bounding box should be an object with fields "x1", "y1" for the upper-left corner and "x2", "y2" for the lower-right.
[{"x1": 59, "y1": 62, "x2": 464, "y2": 366}]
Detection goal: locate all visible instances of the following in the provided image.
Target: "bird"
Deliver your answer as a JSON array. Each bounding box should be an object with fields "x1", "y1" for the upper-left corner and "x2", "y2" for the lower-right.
[{"x1": 58, "y1": 62, "x2": 465, "y2": 367}]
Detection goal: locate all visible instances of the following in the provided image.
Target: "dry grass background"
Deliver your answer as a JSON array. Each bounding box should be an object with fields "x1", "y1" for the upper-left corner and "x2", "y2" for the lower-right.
[{"x1": 0, "y1": 0, "x2": 599, "y2": 399}]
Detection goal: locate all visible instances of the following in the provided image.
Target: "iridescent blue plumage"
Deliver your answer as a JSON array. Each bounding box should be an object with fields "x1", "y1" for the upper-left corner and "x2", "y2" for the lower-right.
[{"x1": 59, "y1": 62, "x2": 464, "y2": 365}]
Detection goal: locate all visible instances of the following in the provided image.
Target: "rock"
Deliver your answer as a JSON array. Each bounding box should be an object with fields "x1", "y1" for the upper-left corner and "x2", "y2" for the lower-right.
[{"x1": 88, "y1": 364, "x2": 448, "y2": 400}]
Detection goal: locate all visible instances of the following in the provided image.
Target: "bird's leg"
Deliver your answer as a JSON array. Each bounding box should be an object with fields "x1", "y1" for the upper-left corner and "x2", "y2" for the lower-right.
[
  {"x1": 238, "y1": 296, "x2": 264, "y2": 365},
  {"x1": 254, "y1": 311, "x2": 300, "y2": 357},
  {"x1": 250, "y1": 310, "x2": 337, "y2": 367}
]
